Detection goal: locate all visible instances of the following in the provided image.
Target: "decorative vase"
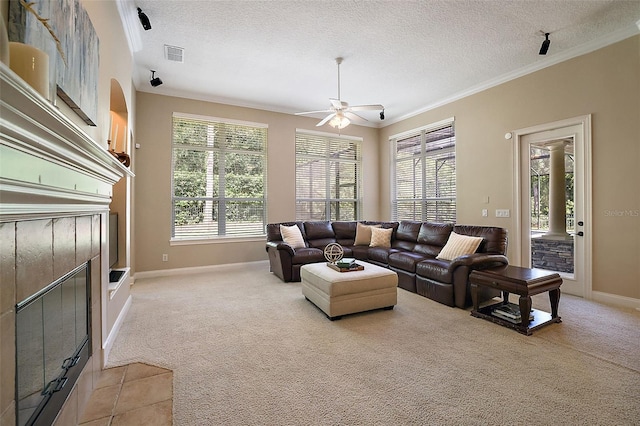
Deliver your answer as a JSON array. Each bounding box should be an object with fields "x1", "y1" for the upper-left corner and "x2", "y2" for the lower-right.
[
  {"x1": 0, "y1": 18, "x2": 8, "y2": 65},
  {"x1": 9, "y1": 42, "x2": 49, "y2": 99}
]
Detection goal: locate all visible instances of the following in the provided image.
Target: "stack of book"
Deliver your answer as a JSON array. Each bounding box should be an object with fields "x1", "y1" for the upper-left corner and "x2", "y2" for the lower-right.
[
  {"x1": 492, "y1": 303, "x2": 534, "y2": 324},
  {"x1": 336, "y1": 258, "x2": 357, "y2": 269}
]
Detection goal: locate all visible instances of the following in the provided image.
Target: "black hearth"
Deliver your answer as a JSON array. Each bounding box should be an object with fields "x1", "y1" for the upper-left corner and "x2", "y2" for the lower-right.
[{"x1": 15, "y1": 262, "x2": 91, "y2": 426}]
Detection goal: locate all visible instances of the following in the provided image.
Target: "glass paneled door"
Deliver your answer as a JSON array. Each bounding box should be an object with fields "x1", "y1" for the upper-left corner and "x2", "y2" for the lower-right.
[{"x1": 518, "y1": 120, "x2": 591, "y2": 297}]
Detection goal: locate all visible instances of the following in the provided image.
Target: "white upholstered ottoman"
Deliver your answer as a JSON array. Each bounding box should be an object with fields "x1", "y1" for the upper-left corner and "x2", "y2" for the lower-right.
[{"x1": 301, "y1": 261, "x2": 398, "y2": 320}]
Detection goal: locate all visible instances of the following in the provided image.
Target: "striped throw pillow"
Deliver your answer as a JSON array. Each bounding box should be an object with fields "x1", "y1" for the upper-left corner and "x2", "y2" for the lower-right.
[
  {"x1": 436, "y1": 232, "x2": 483, "y2": 261},
  {"x1": 280, "y1": 224, "x2": 306, "y2": 249}
]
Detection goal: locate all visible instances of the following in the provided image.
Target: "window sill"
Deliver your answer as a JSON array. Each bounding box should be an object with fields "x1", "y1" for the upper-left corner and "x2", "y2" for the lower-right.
[{"x1": 170, "y1": 235, "x2": 266, "y2": 246}]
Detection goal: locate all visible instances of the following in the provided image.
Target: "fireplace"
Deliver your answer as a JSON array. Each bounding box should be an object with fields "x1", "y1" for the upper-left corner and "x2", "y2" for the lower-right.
[
  {"x1": 16, "y1": 263, "x2": 91, "y2": 426},
  {"x1": 1, "y1": 64, "x2": 131, "y2": 425}
]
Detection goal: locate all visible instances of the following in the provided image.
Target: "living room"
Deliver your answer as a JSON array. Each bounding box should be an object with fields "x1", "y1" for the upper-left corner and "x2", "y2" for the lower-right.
[{"x1": 1, "y1": 1, "x2": 639, "y2": 425}]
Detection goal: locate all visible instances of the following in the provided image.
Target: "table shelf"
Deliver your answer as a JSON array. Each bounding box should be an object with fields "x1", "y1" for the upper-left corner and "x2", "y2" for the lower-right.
[{"x1": 471, "y1": 301, "x2": 560, "y2": 335}]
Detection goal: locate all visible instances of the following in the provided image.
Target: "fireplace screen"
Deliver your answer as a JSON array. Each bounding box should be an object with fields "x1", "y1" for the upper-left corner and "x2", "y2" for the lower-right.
[{"x1": 16, "y1": 263, "x2": 91, "y2": 426}]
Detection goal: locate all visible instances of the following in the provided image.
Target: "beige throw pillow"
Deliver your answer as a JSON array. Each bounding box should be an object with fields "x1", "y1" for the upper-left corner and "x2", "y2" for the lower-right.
[
  {"x1": 369, "y1": 227, "x2": 393, "y2": 248},
  {"x1": 279, "y1": 224, "x2": 306, "y2": 249},
  {"x1": 436, "y1": 232, "x2": 483, "y2": 261},
  {"x1": 354, "y1": 223, "x2": 380, "y2": 246}
]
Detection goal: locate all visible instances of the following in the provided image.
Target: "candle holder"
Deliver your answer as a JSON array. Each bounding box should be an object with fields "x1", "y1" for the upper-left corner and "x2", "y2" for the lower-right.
[{"x1": 107, "y1": 140, "x2": 131, "y2": 167}]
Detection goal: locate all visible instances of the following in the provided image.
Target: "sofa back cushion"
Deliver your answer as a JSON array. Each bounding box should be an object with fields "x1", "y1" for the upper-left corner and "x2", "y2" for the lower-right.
[
  {"x1": 267, "y1": 222, "x2": 305, "y2": 243},
  {"x1": 453, "y1": 225, "x2": 508, "y2": 255},
  {"x1": 304, "y1": 221, "x2": 337, "y2": 248},
  {"x1": 332, "y1": 221, "x2": 356, "y2": 246},
  {"x1": 414, "y1": 222, "x2": 454, "y2": 256},
  {"x1": 392, "y1": 221, "x2": 422, "y2": 251}
]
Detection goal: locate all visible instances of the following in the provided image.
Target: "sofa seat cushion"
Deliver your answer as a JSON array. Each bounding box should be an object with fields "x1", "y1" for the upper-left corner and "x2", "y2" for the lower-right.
[
  {"x1": 291, "y1": 248, "x2": 325, "y2": 265},
  {"x1": 344, "y1": 245, "x2": 370, "y2": 260},
  {"x1": 416, "y1": 258, "x2": 454, "y2": 284},
  {"x1": 367, "y1": 247, "x2": 400, "y2": 264},
  {"x1": 388, "y1": 251, "x2": 432, "y2": 273}
]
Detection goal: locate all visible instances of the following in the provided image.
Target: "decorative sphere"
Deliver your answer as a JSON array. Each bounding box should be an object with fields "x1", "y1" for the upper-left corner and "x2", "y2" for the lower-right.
[{"x1": 324, "y1": 243, "x2": 344, "y2": 263}]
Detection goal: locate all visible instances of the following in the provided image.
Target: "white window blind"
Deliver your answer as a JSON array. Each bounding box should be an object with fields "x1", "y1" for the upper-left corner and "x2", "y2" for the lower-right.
[
  {"x1": 295, "y1": 131, "x2": 362, "y2": 221},
  {"x1": 171, "y1": 114, "x2": 267, "y2": 239},
  {"x1": 392, "y1": 121, "x2": 456, "y2": 222}
]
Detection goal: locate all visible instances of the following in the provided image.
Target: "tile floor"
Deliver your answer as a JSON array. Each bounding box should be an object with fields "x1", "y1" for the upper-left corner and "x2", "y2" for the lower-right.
[{"x1": 78, "y1": 363, "x2": 173, "y2": 425}]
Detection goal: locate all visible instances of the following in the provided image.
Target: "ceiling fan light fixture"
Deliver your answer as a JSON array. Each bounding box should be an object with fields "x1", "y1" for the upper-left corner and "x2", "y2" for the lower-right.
[{"x1": 329, "y1": 113, "x2": 350, "y2": 129}]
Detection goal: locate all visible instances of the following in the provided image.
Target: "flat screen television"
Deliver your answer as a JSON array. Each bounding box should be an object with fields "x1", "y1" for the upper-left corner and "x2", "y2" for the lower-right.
[{"x1": 108, "y1": 213, "x2": 118, "y2": 269}]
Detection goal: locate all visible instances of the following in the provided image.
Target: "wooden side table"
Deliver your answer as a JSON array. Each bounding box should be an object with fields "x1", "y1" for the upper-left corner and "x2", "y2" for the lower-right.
[{"x1": 470, "y1": 265, "x2": 562, "y2": 335}]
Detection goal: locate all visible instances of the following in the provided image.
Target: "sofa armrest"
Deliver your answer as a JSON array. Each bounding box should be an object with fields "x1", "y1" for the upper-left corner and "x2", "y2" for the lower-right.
[
  {"x1": 448, "y1": 253, "x2": 509, "y2": 270},
  {"x1": 266, "y1": 240, "x2": 296, "y2": 256},
  {"x1": 450, "y1": 254, "x2": 508, "y2": 308},
  {"x1": 265, "y1": 241, "x2": 297, "y2": 282}
]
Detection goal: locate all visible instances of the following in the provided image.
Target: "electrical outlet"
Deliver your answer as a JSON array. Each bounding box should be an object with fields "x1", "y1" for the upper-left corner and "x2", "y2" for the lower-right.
[
  {"x1": 482, "y1": 209, "x2": 488, "y2": 217},
  {"x1": 495, "y1": 209, "x2": 510, "y2": 218},
  {"x1": 162, "y1": 254, "x2": 168, "y2": 262}
]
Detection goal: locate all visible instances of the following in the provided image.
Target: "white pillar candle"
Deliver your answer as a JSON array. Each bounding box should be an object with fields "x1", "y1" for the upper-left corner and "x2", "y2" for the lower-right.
[
  {"x1": 9, "y1": 42, "x2": 49, "y2": 99},
  {"x1": 113, "y1": 123, "x2": 118, "y2": 151},
  {"x1": 109, "y1": 112, "x2": 113, "y2": 143},
  {"x1": 0, "y1": 18, "x2": 9, "y2": 65}
]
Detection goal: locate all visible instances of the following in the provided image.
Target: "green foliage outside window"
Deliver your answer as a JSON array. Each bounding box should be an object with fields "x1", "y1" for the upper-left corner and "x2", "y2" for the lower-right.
[{"x1": 171, "y1": 115, "x2": 267, "y2": 238}]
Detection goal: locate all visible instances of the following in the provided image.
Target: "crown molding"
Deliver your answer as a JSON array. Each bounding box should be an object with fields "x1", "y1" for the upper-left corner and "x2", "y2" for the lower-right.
[
  {"x1": 386, "y1": 23, "x2": 640, "y2": 126},
  {"x1": 116, "y1": 0, "x2": 143, "y2": 54}
]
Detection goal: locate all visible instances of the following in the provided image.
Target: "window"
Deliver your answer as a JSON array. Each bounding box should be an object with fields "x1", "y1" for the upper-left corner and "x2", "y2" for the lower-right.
[
  {"x1": 391, "y1": 119, "x2": 456, "y2": 222},
  {"x1": 171, "y1": 113, "x2": 267, "y2": 240},
  {"x1": 295, "y1": 131, "x2": 362, "y2": 221}
]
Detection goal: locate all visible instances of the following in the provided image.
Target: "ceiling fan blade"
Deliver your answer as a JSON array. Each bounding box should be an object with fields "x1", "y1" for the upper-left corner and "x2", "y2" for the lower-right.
[
  {"x1": 329, "y1": 98, "x2": 347, "y2": 109},
  {"x1": 345, "y1": 111, "x2": 369, "y2": 123},
  {"x1": 295, "y1": 109, "x2": 333, "y2": 115},
  {"x1": 348, "y1": 104, "x2": 384, "y2": 111},
  {"x1": 316, "y1": 113, "x2": 336, "y2": 127}
]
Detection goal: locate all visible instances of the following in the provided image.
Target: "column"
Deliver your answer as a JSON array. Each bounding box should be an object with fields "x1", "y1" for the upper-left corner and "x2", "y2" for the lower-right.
[{"x1": 545, "y1": 141, "x2": 569, "y2": 238}]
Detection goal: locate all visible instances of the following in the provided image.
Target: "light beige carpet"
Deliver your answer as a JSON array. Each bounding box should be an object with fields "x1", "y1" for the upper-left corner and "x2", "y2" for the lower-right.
[{"x1": 107, "y1": 261, "x2": 640, "y2": 425}]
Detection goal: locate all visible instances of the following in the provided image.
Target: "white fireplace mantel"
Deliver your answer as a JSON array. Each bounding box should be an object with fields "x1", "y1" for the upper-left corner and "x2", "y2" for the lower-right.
[{"x1": 0, "y1": 62, "x2": 133, "y2": 220}]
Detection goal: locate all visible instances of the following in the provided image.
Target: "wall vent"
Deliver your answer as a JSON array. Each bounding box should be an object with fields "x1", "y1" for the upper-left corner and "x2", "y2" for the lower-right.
[{"x1": 164, "y1": 45, "x2": 184, "y2": 63}]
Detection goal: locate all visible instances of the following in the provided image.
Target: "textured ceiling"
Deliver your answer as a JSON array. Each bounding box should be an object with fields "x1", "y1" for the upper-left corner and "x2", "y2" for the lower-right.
[{"x1": 123, "y1": 0, "x2": 640, "y2": 127}]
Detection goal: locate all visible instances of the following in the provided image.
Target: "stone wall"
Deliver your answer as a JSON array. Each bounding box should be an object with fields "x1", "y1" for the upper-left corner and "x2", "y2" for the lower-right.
[{"x1": 531, "y1": 237, "x2": 574, "y2": 273}]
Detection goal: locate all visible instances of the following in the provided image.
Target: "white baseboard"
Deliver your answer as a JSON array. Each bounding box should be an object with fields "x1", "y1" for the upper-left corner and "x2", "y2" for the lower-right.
[
  {"x1": 591, "y1": 291, "x2": 640, "y2": 311},
  {"x1": 133, "y1": 260, "x2": 270, "y2": 281},
  {"x1": 102, "y1": 294, "x2": 132, "y2": 365}
]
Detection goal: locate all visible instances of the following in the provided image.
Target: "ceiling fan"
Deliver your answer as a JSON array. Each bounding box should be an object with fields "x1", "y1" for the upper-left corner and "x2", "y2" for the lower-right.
[{"x1": 295, "y1": 57, "x2": 384, "y2": 129}]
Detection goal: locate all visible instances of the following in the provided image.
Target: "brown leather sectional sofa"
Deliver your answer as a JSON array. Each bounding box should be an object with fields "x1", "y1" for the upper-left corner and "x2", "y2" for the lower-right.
[{"x1": 266, "y1": 220, "x2": 509, "y2": 308}]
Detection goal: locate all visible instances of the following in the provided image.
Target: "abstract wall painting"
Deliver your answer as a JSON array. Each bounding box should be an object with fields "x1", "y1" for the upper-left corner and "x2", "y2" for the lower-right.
[{"x1": 8, "y1": 0, "x2": 99, "y2": 126}]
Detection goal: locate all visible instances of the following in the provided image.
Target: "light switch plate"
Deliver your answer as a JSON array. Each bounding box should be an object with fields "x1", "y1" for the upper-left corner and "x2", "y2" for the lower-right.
[{"x1": 495, "y1": 209, "x2": 510, "y2": 218}]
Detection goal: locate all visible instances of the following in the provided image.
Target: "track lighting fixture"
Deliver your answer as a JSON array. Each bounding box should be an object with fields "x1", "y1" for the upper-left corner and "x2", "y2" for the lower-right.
[
  {"x1": 539, "y1": 32, "x2": 550, "y2": 55},
  {"x1": 380, "y1": 110, "x2": 385, "y2": 120},
  {"x1": 150, "y1": 70, "x2": 163, "y2": 87},
  {"x1": 138, "y1": 7, "x2": 152, "y2": 31}
]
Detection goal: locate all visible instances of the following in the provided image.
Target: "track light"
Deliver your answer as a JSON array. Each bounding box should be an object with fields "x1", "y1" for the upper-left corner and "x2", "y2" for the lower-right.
[
  {"x1": 380, "y1": 110, "x2": 385, "y2": 120},
  {"x1": 539, "y1": 32, "x2": 550, "y2": 55},
  {"x1": 150, "y1": 70, "x2": 163, "y2": 87},
  {"x1": 138, "y1": 7, "x2": 152, "y2": 31}
]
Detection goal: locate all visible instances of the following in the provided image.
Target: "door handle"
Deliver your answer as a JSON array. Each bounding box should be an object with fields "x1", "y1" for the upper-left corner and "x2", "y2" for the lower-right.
[{"x1": 576, "y1": 231, "x2": 584, "y2": 236}]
